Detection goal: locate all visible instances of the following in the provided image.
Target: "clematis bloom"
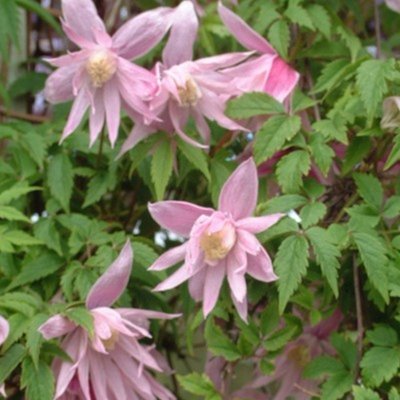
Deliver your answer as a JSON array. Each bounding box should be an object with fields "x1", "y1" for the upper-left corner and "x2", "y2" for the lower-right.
[
  {"x1": 0, "y1": 315, "x2": 9, "y2": 397},
  {"x1": 39, "y1": 241, "x2": 179, "y2": 400},
  {"x1": 120, "y1": 1, "x2": 249, "y2": 155},
  {"x1": 148, "y1": 158, "x2": 283, "y2": 321},
  {"x1": 218, "y1": 2, "x2": 299, "y2": 103},
  {"x1": 45, "y1": 0, "x2": 175, "y2": 147}
]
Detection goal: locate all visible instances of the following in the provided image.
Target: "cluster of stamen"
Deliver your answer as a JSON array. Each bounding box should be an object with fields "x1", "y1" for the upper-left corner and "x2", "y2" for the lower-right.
[
  {"x1": 86, "y1": 51, "x2": 117, "y2": 88},
  {"x1": 200, "y1": 225, "x2": 236, "y2": 263},
  {"x1": 177, "y1": 77, "x2": 201, "y2": 107},
  {"x1": 102, "y1": 330, "x2": 120, "y2": 351}
]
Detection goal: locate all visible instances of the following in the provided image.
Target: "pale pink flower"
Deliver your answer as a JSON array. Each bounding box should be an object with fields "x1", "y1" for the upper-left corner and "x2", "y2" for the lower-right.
[
  {"x1": 45, "y1": 0, "x2": 175, "y2": 147},
  {"x1": 385, "y1": 0, "x2": 400, "y2": 13},
  {"x1": 39, "y1": 241, "x2": 179, "y2": 400},
  {"x1": 148, "y1": 158, "x2": 283, "y2": 321},
  {"x1": 218, "y1": 2, "x2": 299, "y2": 103},
  {"x1": 0, "y1": 315, "x2": 9, "y2": 397},
  {"x1": 119, "y1": 1, "x2": 249, "y2": 155}
]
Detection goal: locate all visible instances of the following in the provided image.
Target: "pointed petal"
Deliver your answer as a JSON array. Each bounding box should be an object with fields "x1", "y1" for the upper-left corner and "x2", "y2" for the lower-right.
[
  {"x1": 44, "y1": 66, "x2": 79, "y2": 104},
  {"x1": 163, "y1": 1, "x2": 198, "y2": 67},
  {"x1": 188, "y1": 267, "x2": 207, "y2": 301},
  {"x1": 0, "y1": 316, "x2": 9, "y2": 345},
  {"x1": 118, "y1": 308, "x2": 181, "y2": 321},
  {"x1": 39, "y1": 315, "x2": 76, "y2": 340},
  {"x1": 236, "y1": 213, "x2": 284, "y2": 233},
  {"x1": 88, "y1": 352, "x2": 108, "y2": 400},
  {"x1": 237, "y1": 229, "x2": 261, "y2": 255},
  {"x1": 195, "y1": 52, "x2": 253, "y2": 70},
  {"x1": 264, "y1": 57, "x2": 299, "y2": 102},
  {"x1": 227, "y1": 248, "x2": 247, "y2": 302},
  {"x1": 61, "y1": 0, "x2": 106, "y2": 45},
  {"x1": 153, "y1": 263, "x2": 199, "y2": 291},
  {"x1": 103, "y1": 79, "x2": 121, "y2": 147},
  {"x1": 203, "y1": 263, "x2": 226, "y2": 317},
  {"x1": 112, "y1": 7, "x2": 173, "y2": 60},
  {"x1": 247, "y1": 247, "x2": 278, "y2": 283},
  {"x1": 149, "y1": 243, "x2": 187, "y2": 271},
  {"x1": 192, "y1": 108, "x2": 211, "y2": 144},
  {"x1": 77, "y1": 355, "x2": 91, "y2": 400},
  {"x1": 148, "y1": 201, "x2": 213, "y2": 237},
  {"x1": 218, "y1": 158, "x2": 258, "y2": 219},
  {"x1": 118, "y1": 119, "x2": 154, "y2": 158},
  {"x1": 86, "y1": 240, "x2": 133, "y2": 309},
  {"x1": 218, "y1": 2, "x2": 276, "y2": 54},
  {"x1": 89, "y1": 91, "x2": 105, "y2": 146},
  {"x1": 231, "y1": 292, "x2": 248, "y2": 322}
]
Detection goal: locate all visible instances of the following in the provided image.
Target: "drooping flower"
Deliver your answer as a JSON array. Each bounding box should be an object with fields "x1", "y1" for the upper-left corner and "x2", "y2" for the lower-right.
[
  {"x1": 45, "y1": 0, "x2": 176, "y2": 147},
  {"x1": 218, "y1": 2, "x2": 299, "y2": 103},
  {"x1": 0, "y1": 315, "x2": 9, "y2": 398},
  {"x1": 119, "y1": 1, "x2": 249, "y2": 155},
  {"x1": 381, "y1": 96, "x2": 400, "y2": 130},
  {"x1": 39, "y1": 241, "x2": 179, "y2": 400},
  {"x1": 148, "y1": 158, "x2": 283, "y2": 321},
  {"x1": 385, "y1": 0, "x2": 400, "y2": 13}
]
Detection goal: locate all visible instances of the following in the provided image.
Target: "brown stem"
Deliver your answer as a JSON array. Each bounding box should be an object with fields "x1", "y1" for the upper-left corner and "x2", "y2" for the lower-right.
[
  {"x1": 374, "y1": 0, "x2": 382, "y2": 59},
  {"x1": 0, "y1": 106, "x2": 48, "y2": 123},
  {"x1": 353, "y1": 254, "x2": 364, "y2": 379}
]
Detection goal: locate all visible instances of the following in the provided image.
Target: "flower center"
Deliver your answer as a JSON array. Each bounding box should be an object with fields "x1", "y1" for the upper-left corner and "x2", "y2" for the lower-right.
[
  {"x1": 287, "y1": 344, "x2": 311, "y2": 368},
  {"x1": 86, "y1": 51, "x2": 117, "y2": 88},
  {"x1": 200, "y1": 225, "x2": 236, "y2": 263},
  {"x1": 177, "y1": 77, "x2": 201, "y2": 107},
  {"x1": 102, "y1": 330, "x2": 119, "y2": 351}
]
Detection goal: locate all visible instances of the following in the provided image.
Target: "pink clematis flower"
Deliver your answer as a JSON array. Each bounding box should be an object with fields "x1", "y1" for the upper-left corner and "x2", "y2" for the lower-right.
[
  {"x1": 148, "y1": 158, "x2": 283, "y2": 321},
  {"x1": 39, "y1": 241, "x2": 179, "y2": 400},
  {"x1": 218, "y1": 2, "x2": 299, "y2": 103},
  {"x1": 120, "y1": 1, "x2": 249, "y2": 155},
  {"x1": 0, "y1": 315, "x2": 9, "y2": 397},
  {"x1": 45, "y1": 0, "x2": 176, "y2": 147}
]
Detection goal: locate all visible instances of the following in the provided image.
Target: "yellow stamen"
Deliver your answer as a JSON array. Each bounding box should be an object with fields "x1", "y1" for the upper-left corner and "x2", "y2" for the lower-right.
[
  {"x1": 177, "y1": 77, "x2": 201, "y2": 107},
  {"x1": 102, "y1": 330, "x2": 119, "y2": 351},
  {"x1": 86, "y1": 51, "x2": 117, "y2": 88},
  {"x1": 200, "y1": 226, "x2": 236, "y2": 263}
]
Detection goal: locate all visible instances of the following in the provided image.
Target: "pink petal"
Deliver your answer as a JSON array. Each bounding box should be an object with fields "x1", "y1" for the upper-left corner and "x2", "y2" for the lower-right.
[
  {"x1": 227, "y1": 248, "x2": 247, "y2": 302},
  {"x1": 231, "y1": 292, "x2": 248, "y2": 322},
  {"x1": 89, "y1": 90, "x2": 105, "y2": 146},
  {"x1": 112, "y1": 7, "x2": 173, "y2": 60},
  {"x1": 61, "y1": 0, "x2": 106, "y2": 46},
  {"x1": 237, "y1": 229, "x2": 261, "y2": 255},
  {"x1": 88, "y1": 351, "x2": 109, "y2": 400},
  {"x1": 236, "y1": 213, "x2": 284, "y2": 233},
  {"x1": 192, "y1": 108, "x2": 211, "y2": 144},
  {"x1": 195, "y1": 52, "x2": 253, "y2": 70},
  {"x1": 386, "y1": 0, "x2": 400, "y2": 13},
  {"x1": 103, "y1": 79, "x2": 121, "y2": 147},
  {"x1": 264, "y1": 57, "x2": 300, "y2": 102},
  {"x1": 62, "y1": 21, "x2": 98, "y2": 49},
  {"x1": 149, "y1": 243, "x2": 187, "y2": 271},
  {"x1": 203, "y1": 263, "x2": 226, "y2": 317},
  {"x1": 0, "y1": 316, "x2": 9, "y2": 345},
  {"x1": 188, "y1": 268, "x2": 207, "y2": 301},
  {"x1": 218, "y1": 158, "x2": 258, "y2": 220},
  {"x1": 118, "y1": 308, "x2": 181, "y2": 322},
  {"x1": 61, "y1": 88, "x2": 90, "y2": 141},
  {"x1": 148, "y1": 201, "x2": 213, "y2": 237},
  {"x1": 77, "y1": 356, "x2": 91, "y2": 400},
  {"x1": 45, "y1": 66, "x2": 78, "y2": 104},
  {"x1": 218, "y1": 2, "x2": 276, "y2": 55},
  {"x1": 247, "y1": 247, "x2": 278, "y2": 283},
  {"x1": 101, "y1": 357, "x2": 128, "y2": 400},
  {"x1": 86, "y1": 240, "x2": 133, "y2": 309},
  {"x1": 163, "y1": 1, "x2": 198, "y2": 67},
  {"x1": 39, "y1": 315, "x2": 76, "y2": 340},
  {"x1": 153, "y1": 264, "x2": 200, "y2": 291}
]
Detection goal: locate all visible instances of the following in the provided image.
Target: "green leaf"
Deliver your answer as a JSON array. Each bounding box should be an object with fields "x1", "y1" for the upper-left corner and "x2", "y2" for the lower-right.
[
  {"x1": 275, "y1": 235, "x2": 309, "y2": 313},
  {"x1": 16, "y1": 0, "x2": 61, "y2": 34},
  {"x1": 389, "y1": 388, "x2": 400, "y2": 400},
  {"x1": 353, "y1": 173, "x2": 383, "y2": 210},
  {"x1": 177, "y1": 373, "x2": 222, "y2": 400},
  {"x1": 361, "y1": 346, "x2": 400, "y2": 386},
  {"x1": 151, "y1": 140, "x2": 173, "y2": 200},
  {"x1": 300, "y1": 201, "x2": 326, "y2": 229},
  {"x1": 303, "y1": 356, "x2": 344, "y2": 378},
  {"x1": 353, "y1": 232, "x2": 389, "y2": 302},
  {"x1": 258, "y1": 194, "x2": 307, "y2": 214},
  {"x1": 83, "y1": 170, "x2": 114, "y2": 208},
  {"x1": 0, "y1": 205, "x2": 30, "y2": 223},
  {"x1": 385, "y1": 134, "x2": 400, "y2": 170},
  {"x1": 366, "y1": 325, "x2": 398, "y2": 347},
  {"x1": 47, "y1": 153, "x2": 74, "y2": 212},
  {"x1": 321, "y1": 371, "x2": 353, "y2": 400},
  {"x1": 177, "y1": 138, "x2": 210, "y2": 180},
  {"x1": 307, "y1": 4, "x2": 331, "y2": 38},
  {"x1": 21, "y1": 357, "x2": 55, "y2": 400},
  {"x1": 276, "y1": 150, "x2": 311, "y2": 193},
  {"x1": 353, "y1": 386, "x2": 381, "y2": 400},
  {"x1": 383, "y1": 196, "x2": 400, "y2": 218},
  {"x1": 0, "y1": 184, "x2": 40, "y2": 205},
  {"x1": 312, "y1": 59, "x2": 349, "y2": 94},
  {"x1": 307, "y1": 227, "x2": 340, "y2": 297},
  {"x1": 356, "y1": 59, "x2": 395, "y2": 123},
  {"x1": 205, "y1": 319, "x2": 241, "y2": 361},
  {"x1": 0, "y1": 344, "x2": 26, "y2": 384},
  {"x1": 268, "y1": 19, "x2": 290, "y2": 59},
  {"x1": 260, "y1": 301, "x2": 280, "y2": 336},
  {"x1": 225, "y1": 92, "x2": 284, "y2": 119},
  {"x1": 309, "y1": 136, "x2": 335, "y2": 176},
  {"x1": 34, "y1": 218, "x2": 63, "y2": 256},
  {"x1": 331, "y1": 334, "x2": 357, "y2": 371},
  {"x1": 263, "y1": 325, "x2": 298, "y2": 351},
  {"x1": 342, "y1": 137, "x2": 372, "y2": 175},
  {"x1": 313, "y1": 117, "x2": 348, "y2": 144},
  {"x1": 64, "y1": 307, "x2": 94, "y2": 337},
  {"x1": 26, "y1": 314, "x2": 48, "y2": 368},
  {"x1": 254, "y1": 115, "x2": 301, "y2": 164},
  {"x1": 0, "y1": 292, "x2": 41, "y2": 317},
  {"x1": 0, "y1": 0, "x2": 20, "y2": 60},
  {"x1": 284, "y1": 0, "x2": 314, "y2": 30},
  {"x1": 3, "y1": 230, "x2": 43, "y2": 246},
  {"x1": 8, "y1": 253, "x2": 64, "y2": 290},
  {"x1": 21, "y1": 132, "x2": 47, "y2": 169}
]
